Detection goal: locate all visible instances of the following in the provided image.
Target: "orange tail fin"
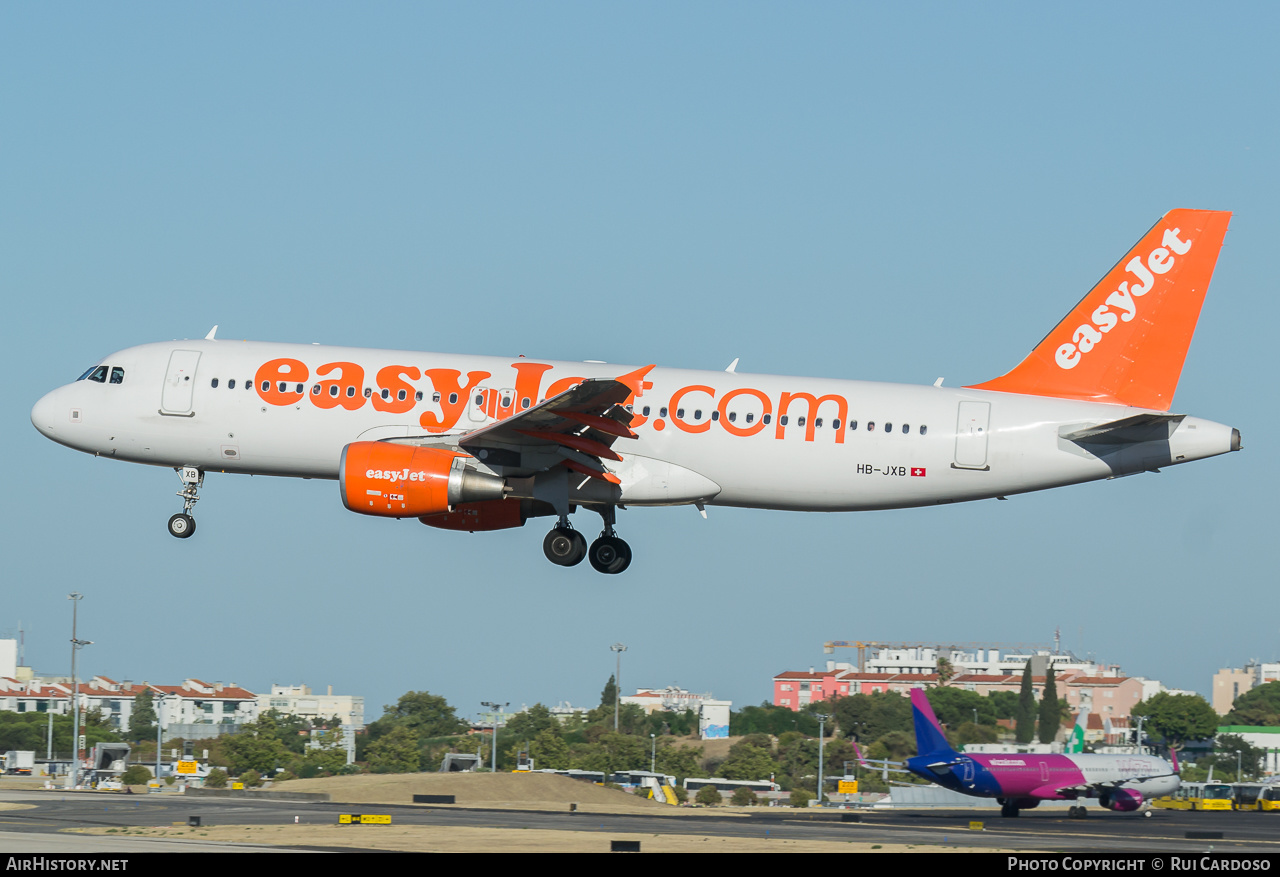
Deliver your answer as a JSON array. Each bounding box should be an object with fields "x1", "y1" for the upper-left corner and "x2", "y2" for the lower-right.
[{"x1": 967, "y1": 209, "x2": 1231, "y2": 411}]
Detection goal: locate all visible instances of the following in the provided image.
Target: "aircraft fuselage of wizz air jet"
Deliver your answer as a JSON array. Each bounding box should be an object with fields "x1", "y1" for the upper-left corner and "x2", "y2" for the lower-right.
[
  {"x1": 902, "y1": 689, "x2": 1177, "y2": 818},
  {"x1": 30, "y1": 210, "x2": 1240, "y2": 574}
]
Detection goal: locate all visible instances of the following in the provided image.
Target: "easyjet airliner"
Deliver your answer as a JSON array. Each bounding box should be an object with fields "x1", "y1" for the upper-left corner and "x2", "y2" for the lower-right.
[{"x1": 31, "y1": 209, "x2": 1239, "y2": 574}]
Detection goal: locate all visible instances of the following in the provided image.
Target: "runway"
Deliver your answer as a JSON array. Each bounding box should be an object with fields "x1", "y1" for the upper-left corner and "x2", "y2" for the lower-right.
[{"x1": 1, "y1": 790, "x2": 1277, "y2": 853}]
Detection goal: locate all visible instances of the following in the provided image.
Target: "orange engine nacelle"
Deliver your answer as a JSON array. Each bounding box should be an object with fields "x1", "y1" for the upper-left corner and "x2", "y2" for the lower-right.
[{"x1": 339, "y1": 442, "x2": 507, "y2": 518}]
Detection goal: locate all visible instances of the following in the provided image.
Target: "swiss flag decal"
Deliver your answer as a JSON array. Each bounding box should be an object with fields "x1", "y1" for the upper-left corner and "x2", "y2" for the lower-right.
[{"x1": 910, "y1": 467, "x2": 926, "y2": 477}]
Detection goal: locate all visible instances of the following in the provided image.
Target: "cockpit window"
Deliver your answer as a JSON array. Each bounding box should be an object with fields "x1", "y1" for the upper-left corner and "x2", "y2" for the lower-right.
[
  {"x1": 76, "y1": 367, "x2": 98, "y2": 381},
  {"x1": 86, "y1": 366, "x2": 109, "y2": 383},
  {"x1": 110, "y1": 367, "x2": 125, "y2": 384}
]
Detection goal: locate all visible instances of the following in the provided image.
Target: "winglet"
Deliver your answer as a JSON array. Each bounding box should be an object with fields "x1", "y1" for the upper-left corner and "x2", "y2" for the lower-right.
[
  {"x1": 205, "y1": 325, "x2": 218, "y2": 340},
  {"x1": 910, "y1": 688, "x2": 954, "y2": 756},
  {"x1": 1170, "y1": 747, "x2": 1180, "y2": 774},
  {"x1": 967, "y1": 210, "x2": 1231, "y2": 411}
]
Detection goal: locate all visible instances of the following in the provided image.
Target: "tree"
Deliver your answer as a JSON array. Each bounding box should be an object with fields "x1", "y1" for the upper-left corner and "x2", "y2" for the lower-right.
[
  {"x1": 695, "y1": 783, "x2": 722, "y2": 805},
  {"x1": 1224, "y1": 681, "x2": 1280, "y2": 726},
  {"x1": 789, "y1": 788, "x2": 812, "y2": 808},
  {"x1": 1038, "y1": 665, "x2": 1059, "y2": 744},
  {"x1": 600, "y1": 676, "x2": 618, "y2": 711},
  {"x1": 730, "y1": 786, "x2": 758, "y2": 806},
  {"x1": 719, "y1": 737, "x2": 780, "y2": 781},
  {"x1": 527, "y1": 728, "x2": 571, "y2": 771},
  {"x1": 205, "y1": 768, "x2": 228, "y2": 788},
  {"x1": 731, "y1": 702, "x2": 820, "y2": 737},
  {"x1": 505, "y1": 704, "x2": 558, "y2": 741},
  {"x1": 1131, "y1": 692, "x2": 1218, "y2": 752},
  {"x1": 128, "y1": 689, "x2": 158, "y2": 743},
  {"x1": 936, "y1": 657, "x2": 955, "y2": 686},
  {"x1": 1015, "y1": 661, "x2": 1037, "y2": 744},
  {"x1": 365, "y1": 725, "x2": 421, "y2": 774},
  {"x1": 1203, "y1": 733, "x2": 1266, "y2": 780},
  {"x1": 828, "y1": 692, "x2": 912, "y2": 742},
  {"x1": 375, "y1": 691, "x2": 469, "y2": 739}
]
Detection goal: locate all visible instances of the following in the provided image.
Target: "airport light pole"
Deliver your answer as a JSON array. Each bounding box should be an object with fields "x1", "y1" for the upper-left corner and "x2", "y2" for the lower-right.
[
  {"x1": 650, "y1": 733, "x2": 656, "y2": 773},
  {"x1": 816, "y1": 713, "x2": 829, "y2": 806},
  {"x1": 610, "y1": 643, "x2": 627, "y2": 732},
  {"x1": 481, "y1": 702, "x2": 507, "y2": 772},
  {"x1": 66, "y1": 593, "x2": 92, "y2": 790}
]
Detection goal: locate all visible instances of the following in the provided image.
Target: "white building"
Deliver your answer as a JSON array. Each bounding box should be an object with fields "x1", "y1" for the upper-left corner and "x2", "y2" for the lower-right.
[{"x1": 258, "y1": 683, "x2": 364, "y2": 728}]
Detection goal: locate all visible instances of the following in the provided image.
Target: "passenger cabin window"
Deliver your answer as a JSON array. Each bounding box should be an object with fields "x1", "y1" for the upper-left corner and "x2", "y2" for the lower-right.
[
  {"x1": 110, "y1": 367, "x2": 125, "y2": 384},
  {"x1": 211, "y1": 378, "x2": 219, "y2": 389},
  {"x1": 228, "y1": 379, "x2": 236, "y2": 389},
  {"x1": 364, "y1": 387, "x2": 372, "y2": 398},
  {"x1": 884, "y1": 422, "x2": 892, "y2": 433},
  {"x1": 867, "y1": 421, "x2": 875, "y2": 431},
  {"x1": 849, "y1": 420, "x2": 858, "y2": 430},
  {"x1": 902, "y1": 423, "x2": 909, "y2": 434},
  {"x1": 381, "y1": 389, "x2": 390, "y2": 399},
  {"x1": 920, "y1": 425, "x2": 928, "y2": 435}
]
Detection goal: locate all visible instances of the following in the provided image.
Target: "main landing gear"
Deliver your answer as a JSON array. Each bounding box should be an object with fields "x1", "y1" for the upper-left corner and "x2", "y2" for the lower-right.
[
  {"x1": 541, "y1": 505, "x2": 632, "y2": 574},
  {"x1": 167, "y1": 466, "x2": 202, "y2": 539}
]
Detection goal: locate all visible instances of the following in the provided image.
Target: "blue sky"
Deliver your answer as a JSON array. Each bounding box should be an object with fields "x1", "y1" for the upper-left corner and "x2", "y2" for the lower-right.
[{"x1": 2, "y1": 3, "x2": 1275, "y2": 724}]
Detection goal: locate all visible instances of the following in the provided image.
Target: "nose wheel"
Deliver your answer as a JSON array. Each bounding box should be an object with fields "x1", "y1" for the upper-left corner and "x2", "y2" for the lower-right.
[{"x1": 168, "y1": 467, "x2": 203, "y2": 539}]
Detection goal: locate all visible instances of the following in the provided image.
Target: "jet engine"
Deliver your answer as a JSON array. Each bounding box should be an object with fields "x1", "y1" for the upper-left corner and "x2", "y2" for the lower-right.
[
  {"x1": 340, "y1": 442, "x2": 507, "y2": 518},
  {"x1": 1098, "y1": 789, "x2": 1143, "y2": 812}
]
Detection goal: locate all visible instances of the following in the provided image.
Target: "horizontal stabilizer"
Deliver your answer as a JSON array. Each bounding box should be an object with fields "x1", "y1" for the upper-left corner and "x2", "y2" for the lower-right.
[{"x1": 1060, "y1": 413, "x2": 1185, "y2": 444}]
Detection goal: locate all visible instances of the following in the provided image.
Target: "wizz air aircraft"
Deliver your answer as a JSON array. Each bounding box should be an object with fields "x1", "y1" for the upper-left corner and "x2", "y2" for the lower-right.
[
  {"x1": 895, "y1": 689, "x2": 1178, "y2": 817},
  {"x1": 30, "y1": 209, "x2": 1238, "y2": 574}
]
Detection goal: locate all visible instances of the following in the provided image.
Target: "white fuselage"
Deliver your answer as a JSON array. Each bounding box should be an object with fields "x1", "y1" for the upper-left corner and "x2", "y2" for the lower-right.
[{"x1": 31, "y1": 339, "x2": 1239, "y2": 512}]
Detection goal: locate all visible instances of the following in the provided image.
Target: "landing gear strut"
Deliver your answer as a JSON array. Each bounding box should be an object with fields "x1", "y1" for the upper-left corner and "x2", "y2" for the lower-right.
[
  {"x1": 541, "y1": 505, "x2": 632, "y2": 573},
  {"x1": 168, "y1": 467, "x2": 202, "y2": 539}
]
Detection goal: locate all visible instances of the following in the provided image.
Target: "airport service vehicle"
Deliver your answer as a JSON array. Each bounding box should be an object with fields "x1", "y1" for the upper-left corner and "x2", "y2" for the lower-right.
[
  {"x1": 1154, "y1": 781, "x2": 1235, "y2": 811},
  {"x1": 2, "y1": 750, "x2": 34, "y2": 775},
  {"x1": 30, "y1": 210, "x2": 1239, "y2": 574},
  {"x1": 1259, "y1": 784, "x2": 1280, "y2": 812},
  {"x1": 891, "y1": 689, "x2": 1178, "y2": 817}
]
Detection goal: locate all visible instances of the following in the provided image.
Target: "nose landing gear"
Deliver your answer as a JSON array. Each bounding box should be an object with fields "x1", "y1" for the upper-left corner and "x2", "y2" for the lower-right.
[{"x1": 168, "y1": 467, "x2": 202, "y2": 539}]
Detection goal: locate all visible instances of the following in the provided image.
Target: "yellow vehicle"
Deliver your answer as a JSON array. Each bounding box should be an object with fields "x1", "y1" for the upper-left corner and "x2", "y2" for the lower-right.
[
  {"x1": 1154, "y1": 782, "x2": 1234, "y2": 811},
  {"x1": 1232, "y1": 784, "x2": 1264, "y2": 811},
  {"x1": 1259, "y1": 785, "x2": 1280, "y2": 813}
]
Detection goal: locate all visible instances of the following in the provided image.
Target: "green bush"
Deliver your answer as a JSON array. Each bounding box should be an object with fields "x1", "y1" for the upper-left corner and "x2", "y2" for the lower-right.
[
  {"x1": 239, "y1": 769, "x2": 263, "y2": 787},
  {"x1": 205, "y1": 768, "x2": 228, "y2": 789},
  {"x1": 120, "y1": 765, "x2": 152, "y2": 786},
  {"x1": 695, "y1": 784, "x2": 722, "y2": 806},
  {"x1": 730, "y1": 786, "x2": 758, "y2": 806},
  {"x1": 789, "y1": 788, "x2": 812, "y2": 808}
]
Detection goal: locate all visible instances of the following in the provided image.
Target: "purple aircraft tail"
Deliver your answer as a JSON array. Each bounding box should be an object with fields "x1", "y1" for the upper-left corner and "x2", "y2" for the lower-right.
[{"x1": 910, "y1": 689, "x2": 955, "y2": 756}]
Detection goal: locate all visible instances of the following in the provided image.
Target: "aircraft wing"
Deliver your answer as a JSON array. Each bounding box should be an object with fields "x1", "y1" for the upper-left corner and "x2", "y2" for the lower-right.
[
  {"x1": 455, "y1": 375, "x2": 645, "y2": 485},
  {"x1": 1051, "y1": 771, "x2": 1178, "y2": 797}
]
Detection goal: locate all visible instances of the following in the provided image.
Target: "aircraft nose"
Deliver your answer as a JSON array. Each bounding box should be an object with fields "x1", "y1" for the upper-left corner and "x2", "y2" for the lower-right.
[{"x1": 31, "y1": 387, "x2": 71, "y2": 437}]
